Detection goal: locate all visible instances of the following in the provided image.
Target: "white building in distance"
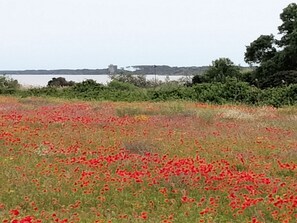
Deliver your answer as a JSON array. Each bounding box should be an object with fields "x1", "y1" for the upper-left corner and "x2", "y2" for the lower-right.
[{"x1": 108, "y1": 64, "x2": 118, "y2": 74}]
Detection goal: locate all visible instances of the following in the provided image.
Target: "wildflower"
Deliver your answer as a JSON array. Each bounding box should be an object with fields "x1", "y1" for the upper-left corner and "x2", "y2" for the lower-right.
[{"x1": 10, "y1": 209, "x2": 20, "y2": 216}]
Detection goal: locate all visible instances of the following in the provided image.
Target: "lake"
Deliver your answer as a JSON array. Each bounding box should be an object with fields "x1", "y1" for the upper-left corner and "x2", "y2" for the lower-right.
[{"x1": 9, "y1": 74, "x2": 192, "y2": 87}]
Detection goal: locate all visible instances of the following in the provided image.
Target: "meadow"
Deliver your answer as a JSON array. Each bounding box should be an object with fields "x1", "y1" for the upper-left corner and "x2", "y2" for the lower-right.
[{"x1": 0, "y1": 96, "x2": 296, "y2": 223}]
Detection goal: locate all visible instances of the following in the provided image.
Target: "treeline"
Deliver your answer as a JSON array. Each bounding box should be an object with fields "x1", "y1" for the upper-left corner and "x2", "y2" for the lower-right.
[
  {"x1": 0, "y1": 3, "x2": 296, "y2": 107},
  {"x1": 0, "y1": 75, "x2": 296, "y2": 107},
  {"x1": 0, "y1": 65, "x2": 208, "y2": 76}
]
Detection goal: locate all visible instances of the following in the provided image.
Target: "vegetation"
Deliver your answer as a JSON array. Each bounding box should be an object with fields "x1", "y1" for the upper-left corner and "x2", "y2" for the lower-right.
[
  {"x1": 47, "y1": 77, "x2": 75, "y2": 87},
  {"x1": 0, "y1": 75, "x2": 20, "y2": 94},
  {"x1": 0, "y1": 77, "x2": 292, "y2": 107},
  {"x1": 109, "y1": 73, "x2": 159, "y2": 88},
  {"x1": 0, "y1": 97, "x2": 296, "y2": 222},
  {"x1": 198, "y1": 58, "x2": 241, "y2": 83},
  {"x1": 0, "y1": 4, "x2": 296, "y2": 223},
  {"x1": 244, "y1": 3, "x2": 297, "y2": 88},
  {"x1": 0, "y1": 4, "x2": 296, "y2": 108}
]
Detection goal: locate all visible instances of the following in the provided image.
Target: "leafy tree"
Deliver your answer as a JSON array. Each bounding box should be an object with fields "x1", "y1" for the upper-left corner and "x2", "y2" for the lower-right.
[
  {"x1": 244, "y1": 3, "x2": 297, "y2": 88},
  {"x1": 261, "y1": 70, "x2": 297, "y2": 88},
  {"x1": 278, "y1": 3, "x2": 297, "y2": 47},
  {"x1": 72, "y1": 79, "x2": 105, "y2": 93},
  {"x1": 202, "y1": 58, "x2": 241, "y2": 83},
  {"x1": 47, "y1": 77, "x2": 75, "y2": 87},
  {"x1": 0, "y1": 75, "x2": 20, "y2": 93},
  {"x1": 109, "y1": 73, "x2": 159, "y2": 87},
  {"x1": 244, "y1": 35, "x2": 277, "y2": 64},
  {"x1": 192, "y1": 74, "x2": 205, "y2": 85},
  {"x1": 108, "y1": 80, "x2": 139, "y2": 91}
]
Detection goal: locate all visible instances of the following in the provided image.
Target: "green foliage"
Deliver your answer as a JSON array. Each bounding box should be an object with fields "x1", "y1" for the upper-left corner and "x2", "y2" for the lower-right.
[
  {"x1": 5, "y1": 75, "x2": 297, "y2": 108},
  {"x1": 244, "y1": 35, "x2": 277, "y2": 64},
  {"x1": 109, "y1": 73, "x2": 156, "y2": 87},
  {"x1": 19, "y1": 87, "x2": 62, "y2": 98},
  {"x1": 244, "y1": 3, "x2": 297, "y2": 88},
  {"x1": 0, "y1": 75, "x2": 20, "y2": 94},
  {"x1": 72, "y1": 79, "x2": 105, "y2": 93},
  {"x1": 192, "y1": 74, "x2": 205, "y2": 85},
  {"x1": 202, "y1": 58, "x2": 241, "y2": 83},
  {"x1": 108, "y1": 80, "x2": 139, "y2": 91},
  {"x1": 261, "y1": 70, "x2": 297, "y2": 88},
  {"x1": 278, "y1": 3, "x2": 297, "y2": 47},
  {"x1": 222, "y1": 78, "x2": 256, "y2": 102},
  {"x1": 47, "y1": 77, "x2": 75, "y2": 87},
  {"x1": 149, "y1": 83, "x2": 193, "y2": 101},
  {"x1": 258, "y1": 84, "x2": 296, "y2": 107},
  {"x1": 192, "y1": 83, "x2": 225, "y2": 104}
]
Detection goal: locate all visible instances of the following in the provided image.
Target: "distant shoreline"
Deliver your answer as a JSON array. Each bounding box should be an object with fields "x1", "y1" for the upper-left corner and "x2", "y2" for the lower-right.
[{"x1": 0, "y1": 65, "x2": 212, "y2": 76}]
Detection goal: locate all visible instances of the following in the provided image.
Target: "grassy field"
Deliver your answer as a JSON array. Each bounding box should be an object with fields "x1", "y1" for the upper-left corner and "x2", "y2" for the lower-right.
[{"x1": 0, "y1": 96, "x2": 296, "y2": 223}]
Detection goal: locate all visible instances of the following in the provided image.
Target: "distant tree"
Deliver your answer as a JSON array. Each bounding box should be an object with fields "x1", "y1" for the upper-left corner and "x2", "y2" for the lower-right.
[
  {"x1": 0, "y1": 75, "x2": 20, "y2": 93},
  {"x1": 278, "y1": 3, "x2": 297, "y2": 47},
  {"x1": 109, "y1": 73, "x2": 158, "y2": 87},
  {"x1": 261, "y1": 70, "x2": 297, "y2": 88},
  {"x1": 192, "y1": 74, "x2": 205, "y2": 85},
  {"x1": 47, "y1": 77, "x2": 75, "y2": 87},
  {"x1": 72, "y1": 79, "x2": 105, "y2": 93},
  {"x1": 244, "y1": 35, "x2": 277, "y2": 64},
  {"x1": 202, "y1": 58, "x2": 241, "y2": 83},
  {"x1": 244, "y1": 3, "x2": 297, "y2": 88}
]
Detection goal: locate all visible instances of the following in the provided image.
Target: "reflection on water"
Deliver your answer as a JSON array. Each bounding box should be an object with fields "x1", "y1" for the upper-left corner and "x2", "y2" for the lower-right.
[{"x1": 9, "y1": 74, "x2": 191, "y2": 87}]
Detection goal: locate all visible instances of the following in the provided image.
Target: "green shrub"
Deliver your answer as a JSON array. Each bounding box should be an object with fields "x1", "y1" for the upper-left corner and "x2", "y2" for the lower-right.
[
  {"x1": 222, "y1": 78, "x2": 255, "y2": 102},
  {"x1": 108, "y1": 80, "x2": 139, "y2": 91},
  {"x1": 72, "y1": 79, "x2": 105, "y2": 93},
  {"x1": 2, "y1": 77, "x2": 296, "y2": 107},
  {"x1": 47, "y1": 77, "x2": 75, "y2": 87},
  {"x1": 192, "y1": 83, "x2": 225, "y2": 104},
  {"x1": 0, "y1": 75, "x2": 20, "y2": 94}
]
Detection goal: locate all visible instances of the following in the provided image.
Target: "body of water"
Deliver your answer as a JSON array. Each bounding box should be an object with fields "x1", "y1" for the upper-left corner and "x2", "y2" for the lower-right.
[{"x1": 8, "y1": 74, "x2": 192, "y2": 87}]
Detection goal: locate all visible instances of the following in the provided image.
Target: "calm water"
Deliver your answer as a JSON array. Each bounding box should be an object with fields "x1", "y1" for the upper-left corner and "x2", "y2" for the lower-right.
[{"x1": 9, "y1": 74, "x2": 191, "y2": 87}]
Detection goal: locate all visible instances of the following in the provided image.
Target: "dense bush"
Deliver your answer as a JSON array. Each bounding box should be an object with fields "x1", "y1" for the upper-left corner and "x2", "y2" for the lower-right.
[
  {"x1": 7, "y1": 77, "x2": 297, "y2": 107},
  {"x1": 109, "y1": 73, "x2": 158, "y2": 87},
  {"x1": 0, "y1": 75, "x2": 20, "y2": 94},
  {"x1": 47, "y1": 77, "x2": 75, "y2": 87},
  {"x1": 244, "y1": 3, "x2": 297, "y2": 88},
  {"x1": 108, "y1": 80, "x2": 139, "y2": 91},
  {"x1": 260, "y1": 70, "x2": 297, "y2": 88},
  {"x1": 260, "y1": 84, "x2": 297, "y2": 107}
]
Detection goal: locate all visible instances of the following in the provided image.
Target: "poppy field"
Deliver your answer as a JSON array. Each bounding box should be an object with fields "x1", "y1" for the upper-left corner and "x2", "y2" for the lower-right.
[{"x1": 0, "y1": 96, "x2": 297, "y2": 223}]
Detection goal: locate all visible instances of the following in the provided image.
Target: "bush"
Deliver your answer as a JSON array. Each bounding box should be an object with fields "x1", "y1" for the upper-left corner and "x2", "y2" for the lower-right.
[
  {"x1": 0, "y1": 75, "x2": 20, "y2": 94},
  {"x1": 148, "y1": 83, "x2": 193, "y2": 101},
  {"x1": 72, "y1": 79, "x2": 105, "y2": 93},
  {"x1": 2, "y1": 76, "x2": 296, "y2": 107},
  {"x1": 261, "y1": 70, "x2": 297, "y2": 88},
  {"x1": 47, "y1": 77, "x2": 75, "y2": 87},
  {"x1": 192, "y1": 83, "x2": 225, "y2": 104},
  {"x1": 192, "y1": 74, "x2": 205, "y2": 85},
  {"x1": 222, "y1": 78, "x2": 255, "y2": 102},
  {"x1": 108, "y1": 80, "x2": 139, "y2": 91},
  {"x1": 259, "y1": 84, "x2": 297, "y2": 107},
  {"x1": 109, "y1": 73, "x2": 156, "y2": 87}
]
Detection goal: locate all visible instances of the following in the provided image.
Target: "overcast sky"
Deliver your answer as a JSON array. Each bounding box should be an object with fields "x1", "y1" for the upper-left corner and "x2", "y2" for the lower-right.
[{"x1": 0, "y1": 0, "x2": 294, "y2": 70}]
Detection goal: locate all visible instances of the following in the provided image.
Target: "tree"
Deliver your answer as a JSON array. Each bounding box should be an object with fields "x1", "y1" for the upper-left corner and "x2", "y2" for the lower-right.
[
  {"x1": 278, "y1": 3, "x2": 297, "y2": 47},
  {"x1": 47, "y1": 77, "x2": 75, "y2": 87},
  {"x1": 202, "y1": 58, "x2": 241, "y2": 83},
  {"x1": 192, "y1": 74, "x2": 204, "y2": 85},
  {"x1": 244, "y1": 3, "x2": 297, "y2": 88},
  {"x1": 0, "y1": 75, "x2": 20, "y2": 93},
  {"x1": 244, "y1": 35, "x2": 277, "y2": 64},
  {"x1": 261, "y1": 70, "x2": 297, "y2": 88},
  {"x1": 109, "y1": 73, "x2": 157, "y2": 87}
]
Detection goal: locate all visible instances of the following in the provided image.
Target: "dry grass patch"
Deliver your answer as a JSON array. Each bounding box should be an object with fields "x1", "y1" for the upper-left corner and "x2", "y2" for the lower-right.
[{"x1": 220, "y1": 108, "x2": 255, "y2": 121}]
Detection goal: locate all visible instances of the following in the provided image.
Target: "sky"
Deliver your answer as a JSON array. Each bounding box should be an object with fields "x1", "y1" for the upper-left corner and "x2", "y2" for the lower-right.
[{"x1": 0, "y1": 0, "x2": 294, "y2": 70}]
